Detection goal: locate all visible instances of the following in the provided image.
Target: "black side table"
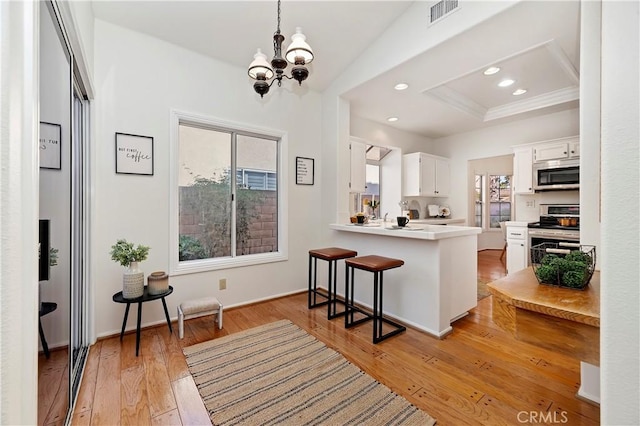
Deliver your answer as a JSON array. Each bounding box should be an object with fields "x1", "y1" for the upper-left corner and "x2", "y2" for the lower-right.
[
  {"x1": 39, "y1": 302, "x2": 57, "y2": 358},
  {"x1": 112, "y1": 285, "x2": 173, "y2": 356}
]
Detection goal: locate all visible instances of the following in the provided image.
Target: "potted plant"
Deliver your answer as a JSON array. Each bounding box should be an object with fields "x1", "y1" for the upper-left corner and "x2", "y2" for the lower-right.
[{"x1": 110, "y1": 239, "x2": 150, "y2": 299}]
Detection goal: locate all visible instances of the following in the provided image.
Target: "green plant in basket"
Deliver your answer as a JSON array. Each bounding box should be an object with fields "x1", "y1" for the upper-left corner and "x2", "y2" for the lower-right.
[
  {"x1": 535, "y1": 264, "x2": 558, "y2": 284},
  {"x1": 565, "y1": 250, "x2": 591, "y2": 265},
  {"x1": 110, "y1": 239, "x2": 150, "y2": 267},
  {"x1": 563, "y1": 270, "x2": 586, "y2": 288}
]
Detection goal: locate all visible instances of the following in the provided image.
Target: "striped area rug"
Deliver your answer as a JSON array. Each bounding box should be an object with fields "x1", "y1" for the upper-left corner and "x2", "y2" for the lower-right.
[{"x1": 183, "y1": 320, "x2": 436, "y2": 426}]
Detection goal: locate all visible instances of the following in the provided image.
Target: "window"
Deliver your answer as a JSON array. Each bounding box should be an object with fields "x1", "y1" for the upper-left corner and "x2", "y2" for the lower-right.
[
  {"x1": 474, "y1": 175, "x2": 483, "y2": 227},
  {"x1": 489, "y1": 175, "x2": 511, "y2": 228},
  {"x1": 170, "y1": 111, "x2": 287, "y2": 274},
  {"x1": 474, "y1": 174, "x2": 512, "y2": 230},
  {"x1": 362, "y1": 163, "x2": 381, "y2": 217}
]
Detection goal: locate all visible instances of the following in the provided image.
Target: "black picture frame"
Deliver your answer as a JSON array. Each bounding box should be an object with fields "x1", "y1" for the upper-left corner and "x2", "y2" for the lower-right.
[
  {"x1": 39, "y1": 122, "x2": 62, "y2": 170},
  {"x1": 115, "y1": 132, "x2": 154, "y2": 175},
  {"x1": 296, "y1": 156, "x2": 314, "y2": 185},
  {"x1": 39, "y1": 219, "x2": 50, "y2": 281}
]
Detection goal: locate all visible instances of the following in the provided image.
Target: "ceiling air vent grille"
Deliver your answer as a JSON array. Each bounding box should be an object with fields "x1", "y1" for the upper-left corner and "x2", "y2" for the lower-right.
[{"x1": 429, "y1": 0, "x2": 459, "y2": 25}]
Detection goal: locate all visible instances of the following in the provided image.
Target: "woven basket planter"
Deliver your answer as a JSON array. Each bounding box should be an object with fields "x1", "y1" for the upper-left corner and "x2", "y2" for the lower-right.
[{"x1": 122, "y1": 261, "x2": 144, "y2": 299}]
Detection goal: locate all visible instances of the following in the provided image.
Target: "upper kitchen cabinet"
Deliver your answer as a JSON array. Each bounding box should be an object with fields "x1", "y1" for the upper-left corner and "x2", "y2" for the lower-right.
[
  {"x1": 533, "y1": 136, "x2": 580, "y2": 162},
  {"x1": 569, "y1": 140, "x2": 580, "y2": 157},
  {"x1": 513, "y1": 147, "x2": 534, "y2": 194},
  {"x1": 403, "y1": 152, "x2": 450, "y2": 197},
  {"x1": 349, "y1": 137, "x2": 367, "y2": 193}
]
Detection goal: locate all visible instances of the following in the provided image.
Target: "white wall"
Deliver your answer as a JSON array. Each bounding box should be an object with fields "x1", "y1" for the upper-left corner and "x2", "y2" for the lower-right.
[
  {"x1": 579, "y1": 0, "x2": 601, "y2": 257},
  {"x1": 351, "y1": 115, "x2": 433, "y2": 154},
  {"x1": 39, "y1": 0, "x2": 71, "y2": 350},
  {"x1": 93, "y1": 20, "x2": 323, "y2": 337},
  {"x1": 600, "y1": 1, "x2": 640, "y2": 423},
  {"x1": 0, "y1": 2, "x2": 39, "y2": 424}
]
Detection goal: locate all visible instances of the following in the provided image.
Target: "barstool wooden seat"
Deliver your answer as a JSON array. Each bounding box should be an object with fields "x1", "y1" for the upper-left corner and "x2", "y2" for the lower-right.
[
  {"x1": 308, "y1": 247, "x2": 358, "y2": 319},
  {"x1": 344, "y1": 255, "x2": 407, "y2": 343}
]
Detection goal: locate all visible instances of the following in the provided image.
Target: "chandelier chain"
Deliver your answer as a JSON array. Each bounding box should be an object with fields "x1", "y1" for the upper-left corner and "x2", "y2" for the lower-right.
[{"x1": 276, "y1": 0, "x2": 281, "y2": 35}]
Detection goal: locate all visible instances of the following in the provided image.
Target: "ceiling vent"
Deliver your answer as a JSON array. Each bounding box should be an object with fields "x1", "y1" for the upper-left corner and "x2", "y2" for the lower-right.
[{"x1": 429, "y1": 0, "x2": 459, "y2": 25}]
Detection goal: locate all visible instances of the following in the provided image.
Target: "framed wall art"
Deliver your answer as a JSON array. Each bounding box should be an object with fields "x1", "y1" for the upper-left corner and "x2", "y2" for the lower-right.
[
  {"x1": 296, "y1": 156, "x2": 314, "y2": 185},
  {"x1": 115, "y1": 132, "x2": 154, "y2": 175},
  {"x1": 39, "y1": 122, "x2": 61, "y2": 170}
]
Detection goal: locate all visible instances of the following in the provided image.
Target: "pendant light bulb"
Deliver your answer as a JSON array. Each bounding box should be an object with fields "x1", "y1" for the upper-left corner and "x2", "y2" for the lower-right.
[
  {"x1": 285, "y1": 27, "x2": 314, "y2": 64},
  {"x1": 248, "y1": 49, "x2": 274, "y2": 80}
]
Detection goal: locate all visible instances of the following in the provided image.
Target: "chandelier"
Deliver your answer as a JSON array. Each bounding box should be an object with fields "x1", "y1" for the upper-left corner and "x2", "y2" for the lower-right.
[{"x1": 247, "y1": 0, "x2": 314, "y2": 98}]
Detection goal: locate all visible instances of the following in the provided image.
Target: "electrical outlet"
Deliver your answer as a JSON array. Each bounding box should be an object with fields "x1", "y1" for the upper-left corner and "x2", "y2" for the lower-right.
[
  {"x1": 526, "y1": 200, "x2": 536, "y2": 208},
  {"x1": 219, "y1": 278, "x2": 227, "y2": 290}
]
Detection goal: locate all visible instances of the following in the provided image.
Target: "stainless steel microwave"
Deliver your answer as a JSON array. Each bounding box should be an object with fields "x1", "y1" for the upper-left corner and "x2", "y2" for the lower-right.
[{"x1": 533, "y1": 158, "x2": 580, "y2": 191}]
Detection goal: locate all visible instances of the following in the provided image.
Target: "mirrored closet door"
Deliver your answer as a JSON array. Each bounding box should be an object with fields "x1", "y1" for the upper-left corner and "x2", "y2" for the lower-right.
[{"x1": 39, "y1": 1, "x2": 90, "y2": 424}]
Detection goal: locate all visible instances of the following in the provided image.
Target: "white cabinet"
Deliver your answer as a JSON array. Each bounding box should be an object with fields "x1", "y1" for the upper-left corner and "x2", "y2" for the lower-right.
[
  {"x1": 513, "y1": 147, "x2": 534, "y2": 194},
  {"x1": 506, "y1": 225, "x2": 529, "y2": 274},
  {"x1": 349, "y1": 138, "x2": 366, "y2": 193},
  {"x1": 402, "y1": 153, "x2": 450, "y2": 197},
  {"x1": 534, "y1": 143, "x2": 569, "y2": 162},
  {"x1": 569, "y1": 140, "x2": 580, "y2": 157},
  {"x1": 533, "y1": 137, "x2": 580, "y2": 162}
]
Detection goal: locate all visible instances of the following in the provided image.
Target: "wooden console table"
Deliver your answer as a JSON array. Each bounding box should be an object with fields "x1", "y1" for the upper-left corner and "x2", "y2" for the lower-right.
[{"x1": 487, "y1": 268, "x2": 600, "y2": 365}]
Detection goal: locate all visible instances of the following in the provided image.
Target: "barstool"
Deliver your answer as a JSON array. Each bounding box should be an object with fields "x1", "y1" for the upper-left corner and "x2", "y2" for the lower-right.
[
  {"x1": 344, "y1": 255, "x2": 407, "y2": 343},
  {"x1": 308, "y1": 247, "x2": 358, "y2": 319}
]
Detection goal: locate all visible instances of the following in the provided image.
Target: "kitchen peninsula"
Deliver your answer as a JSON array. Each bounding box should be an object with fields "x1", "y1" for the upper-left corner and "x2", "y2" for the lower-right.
[{"x1": 330, "y1": 223, "x2": 481, "y2": 337}]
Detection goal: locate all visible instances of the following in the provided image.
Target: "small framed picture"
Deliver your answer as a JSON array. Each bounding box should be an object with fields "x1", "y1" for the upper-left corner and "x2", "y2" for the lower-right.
[
  {"x1": 39, "y1": 122, "x2": 61, "y2": 170},
  {"x1": 115, "y1": 132, "x2": 154, "y2": 175},
  {"x1": 296, "y1": 156, "x2": 314, "y2": 185}
]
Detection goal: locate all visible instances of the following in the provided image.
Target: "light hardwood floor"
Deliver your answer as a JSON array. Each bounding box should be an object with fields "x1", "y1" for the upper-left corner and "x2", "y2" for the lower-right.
[{"x1": 40, "y1": 250, "x2": 600, "y2": 425}]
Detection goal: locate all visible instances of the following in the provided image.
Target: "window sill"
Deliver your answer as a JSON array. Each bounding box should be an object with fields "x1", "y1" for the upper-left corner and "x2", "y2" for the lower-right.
[{"x1": 171, "y1": 251, "x2": 288, "y2": 276}]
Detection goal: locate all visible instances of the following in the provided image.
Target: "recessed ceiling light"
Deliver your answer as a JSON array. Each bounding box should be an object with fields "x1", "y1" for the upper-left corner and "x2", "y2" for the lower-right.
[
  {"x1": 512, "y1": 88, "x2": 528, "y2": 96},
  {"x1": 387, "y1": 117, "x2": 399, "y2": 122},
  {"x1": 483, "y1": 67, "x2": 500, "y2": 75},
  {"x1": 394, "y1": 83, "x2": 409, "y2": 91},
  {"x1": 498, "y1": 79, "x2": 515, "y2": 87}
]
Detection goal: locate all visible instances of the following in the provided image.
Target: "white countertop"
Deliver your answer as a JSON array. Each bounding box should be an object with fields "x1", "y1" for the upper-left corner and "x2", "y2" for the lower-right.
[
  {"x1": 505, "y1": 221, "x2": 531, "y2": 227},
  {"x1": 410, "y1": 218, "x2": 465, "y2": 225},
  {"x1": 330, "y1": 223, "x2": 481, "y2": 240}
]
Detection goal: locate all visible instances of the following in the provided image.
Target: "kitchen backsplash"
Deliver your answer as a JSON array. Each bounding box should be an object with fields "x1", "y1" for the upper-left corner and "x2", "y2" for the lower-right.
[
  {"x1": 515, "y1": 190, "x2": 579, "y2": 222},
  {"x1": 404, "y1": 197, "x2": 452, "y2": 219}
]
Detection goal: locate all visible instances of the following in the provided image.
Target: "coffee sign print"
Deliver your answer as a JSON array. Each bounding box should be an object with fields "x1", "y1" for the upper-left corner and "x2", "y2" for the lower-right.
[{"x1": 116, "y1": 133, "x2": 154, "y2": 175}]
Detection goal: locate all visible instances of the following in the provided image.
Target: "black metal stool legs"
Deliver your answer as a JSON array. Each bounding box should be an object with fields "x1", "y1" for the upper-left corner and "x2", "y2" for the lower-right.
[
  {"x1": 308, "y1": 254, "x2": 329, "y2": 309},
  {"x1": 327, "y1": 258, "x2": 346, "y2": 319},
  {"x1": 344, "y1": 264, "x2": 373, "y2": 328},
  {"x1": 344, "y1": 264, "x2": 406, "y2": 343},
  {"x1": 372, "y1": 271, "x2": 406, "y2": 343}
]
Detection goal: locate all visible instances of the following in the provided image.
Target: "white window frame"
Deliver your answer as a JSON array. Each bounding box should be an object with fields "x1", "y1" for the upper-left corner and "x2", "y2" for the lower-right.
[
  {"x1": 474, "y1": 173, "x2": 512, "y2": 231},
  {"x1": 169, "y1": 109, "x2": 288, "y2": 275}
]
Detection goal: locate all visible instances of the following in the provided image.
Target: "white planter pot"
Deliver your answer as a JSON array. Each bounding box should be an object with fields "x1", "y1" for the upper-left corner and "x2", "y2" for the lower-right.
[{"x1": 122, "y1": 261, "x2": 144, "y2": 299}]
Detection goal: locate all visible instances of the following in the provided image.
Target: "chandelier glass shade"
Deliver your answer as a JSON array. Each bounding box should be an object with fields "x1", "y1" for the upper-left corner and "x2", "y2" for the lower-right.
[{"x1": 248, "y1": 1, "x2": 314, "y2": 98}]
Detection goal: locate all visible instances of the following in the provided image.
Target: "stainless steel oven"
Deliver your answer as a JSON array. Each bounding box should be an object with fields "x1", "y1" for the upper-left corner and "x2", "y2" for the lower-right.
[
  {"x1": 528, "y1": 228, "x2": 579, "y2": 248},
  {"x1": 528, "y1": 203, "x2": 580, "y2": 255}
]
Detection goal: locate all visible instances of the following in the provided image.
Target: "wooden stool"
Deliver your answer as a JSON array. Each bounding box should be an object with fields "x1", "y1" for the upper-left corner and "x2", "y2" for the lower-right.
[
  {"x1": 345, "y1": 255, "x2": 407, "y2": 343},
  {"x1": 308, "y1": 247, "x2": 358, "y2": 319}
]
